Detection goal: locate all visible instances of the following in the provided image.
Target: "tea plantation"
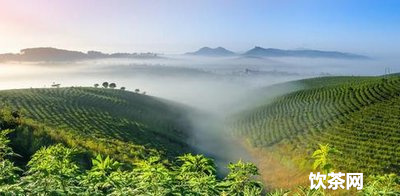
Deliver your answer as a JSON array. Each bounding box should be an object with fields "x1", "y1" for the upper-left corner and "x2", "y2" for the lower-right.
[
  {"x1": 0, "y1": 87, "x2": 192, "y2": 161},
  {"x1": 233, "y1": 75, "x2": 400, "y2": 174}
]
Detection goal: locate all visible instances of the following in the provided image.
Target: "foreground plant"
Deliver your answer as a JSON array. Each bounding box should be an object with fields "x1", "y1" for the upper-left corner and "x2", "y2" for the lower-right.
[
  {"x1": 221, "y1": 160, "x2": 263, "y2": 195},
  {"x1": 21, "y1": 144, "x2": 84, "y2": 194},
  {"x1": 0, "y1": 129, "x2": 24, "y2": 193},
  {"x1": 0, "y1": 118, "x2": 265, "y2": 195},
  {"x1": 81, "y1": 154, "x2": 122, "y2": 194},
  {"x1": 363, "y1": 174, "x2": 400, "y2": 195},
  {"x1": 312, "y1": 144, "x2": 340, "y2": 174}
]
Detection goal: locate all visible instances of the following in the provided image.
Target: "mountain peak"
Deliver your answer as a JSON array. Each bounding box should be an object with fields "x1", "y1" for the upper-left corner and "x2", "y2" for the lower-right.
[{"x1": 186, "y1": 47, "x2": 236, "y2": 56}]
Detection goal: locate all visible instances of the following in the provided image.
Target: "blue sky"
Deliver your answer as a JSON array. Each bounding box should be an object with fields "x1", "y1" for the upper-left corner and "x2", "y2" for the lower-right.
[{"x1": 1, "y1": 0, "x2": 399, "y2": 55}]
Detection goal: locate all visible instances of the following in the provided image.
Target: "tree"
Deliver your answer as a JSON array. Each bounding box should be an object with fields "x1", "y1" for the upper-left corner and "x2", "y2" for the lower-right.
[
  {"x1": 109, "y1": 83, "x2": 116, "y2": 89},
  {"x1": 135, "y1": 89, "x2": 140, "y2": 93},
  {"x1": 102, "y1": 82, "x2": 109, "y2": 88},
  {"x1": 94, "y1": 84, "x2": 99, "y2": 88},
  {"x1": 120, "y1": 87, "x2": 126, "y2": 91}
]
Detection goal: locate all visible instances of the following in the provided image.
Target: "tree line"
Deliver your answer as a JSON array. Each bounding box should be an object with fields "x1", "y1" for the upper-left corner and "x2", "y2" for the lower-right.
[{"x1": 94, "y1": 82, "x2": 144, "y2": 94}]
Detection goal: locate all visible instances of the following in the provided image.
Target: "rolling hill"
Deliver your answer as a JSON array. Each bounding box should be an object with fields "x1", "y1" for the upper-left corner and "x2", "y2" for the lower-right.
[
  {"x1": 232, "y1": 75, "x2": 400, "y2": 174},
  {"x1": 185, "y1": 47, "x2": 236, "y2": 56},
  {"x1": 243, "y1": 46, "x2": 368, "y2": 59},
  {"x1": 0, "y1": 87, "x2": 266, "y2": 195},
  {"x1": 185, "y1": 46, "x2": 368, "y2": 59},
  {"x1": 0, "y1": 47, "x2": 159, "y2": 62},
  {"x1": 0, "y1": 87, "x2": 193, "y2": 161}
]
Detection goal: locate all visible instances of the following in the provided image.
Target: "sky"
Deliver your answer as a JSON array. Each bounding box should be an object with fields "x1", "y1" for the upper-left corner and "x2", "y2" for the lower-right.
[{"x1": 0, "y1": 0, "x2": 399, "y2": 56}]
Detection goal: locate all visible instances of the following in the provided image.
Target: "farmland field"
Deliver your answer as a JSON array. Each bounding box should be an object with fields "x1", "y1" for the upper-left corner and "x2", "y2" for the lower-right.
[
  {"x1": 2, "y1": 1, "x2": 400, "y2": 194},
  {"x1": 232, "y1": 75, "x2": 400, "y2": 175},
  {"x1": 0, "y1": 87, "x2": 193, "y2": 160},
  {"x1": 0, "y1": 75, "x2": 400, "y2": 194},
  {"x1": 0, "y1": 86, "x2": 266, "y2": 195}
]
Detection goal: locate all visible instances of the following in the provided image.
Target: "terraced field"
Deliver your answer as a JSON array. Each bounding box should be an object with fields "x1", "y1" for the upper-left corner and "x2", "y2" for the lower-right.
[
  {"x1": 0, "y1": 87, "x2": 192, "y2": 160},
  {"x1": 233, "y1": 76, "x2": 400, "y2": 174}
]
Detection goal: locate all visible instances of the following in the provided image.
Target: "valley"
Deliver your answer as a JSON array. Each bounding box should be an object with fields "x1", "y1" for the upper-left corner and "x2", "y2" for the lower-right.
[
  {"x1": 2, "y1": 1, "x2": 400, "y2": 194},
  {"x1": 1, "y1": 72, "x2": 399, "y2": 195}
]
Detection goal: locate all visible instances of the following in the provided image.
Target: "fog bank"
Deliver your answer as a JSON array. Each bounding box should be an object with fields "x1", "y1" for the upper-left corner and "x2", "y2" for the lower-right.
[{"x1": 0, "y1": 55, "x2": 398, "y2": 172}]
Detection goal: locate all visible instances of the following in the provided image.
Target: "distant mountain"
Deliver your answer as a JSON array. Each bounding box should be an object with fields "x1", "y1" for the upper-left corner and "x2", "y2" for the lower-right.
[
  {"x1": 185, "y1": 46, "x2": 369, "y2": 59},
  {"x1": 0, "y1": 47, "x2": 159, "y2": 62},
  {"x1": 243, "y1": 46, "x2": 369, "y2": 59},
  {"x1": 186, "y1": 47, "x2": 236, "y2": 56}
]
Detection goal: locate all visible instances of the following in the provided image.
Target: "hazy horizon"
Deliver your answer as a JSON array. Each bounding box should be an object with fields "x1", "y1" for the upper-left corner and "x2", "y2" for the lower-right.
[{"x1": 1, "y1": 0, "x2": 399, "y2": 58}]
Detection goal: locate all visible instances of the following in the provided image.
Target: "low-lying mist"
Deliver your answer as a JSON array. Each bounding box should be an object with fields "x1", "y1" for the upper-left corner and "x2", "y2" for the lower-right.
[{"x1": 0, "y1": 55, "x2": 398, "y2": 173}]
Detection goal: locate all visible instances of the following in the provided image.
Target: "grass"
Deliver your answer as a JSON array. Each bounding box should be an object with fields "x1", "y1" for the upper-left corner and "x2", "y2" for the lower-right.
[{"x1": 232, "y1": 75, "x2": 400, "y2": 175}]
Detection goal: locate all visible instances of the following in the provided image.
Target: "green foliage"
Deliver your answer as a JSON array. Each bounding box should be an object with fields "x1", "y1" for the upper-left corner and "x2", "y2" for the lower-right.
[
  {"x1": 293, "y1": 186, "x2": 325, "y2": 196},
  {"x1": 0, "y1": 129, "x2": 17, "y2": 160},
  {"x1": 0, "y1": 87, "x2": 192, "y2": 161},
  {"x1": 221, "y1": 160, "x2": 263, "y2": 195},
  {"x1": 1, "y1": 81, "x2": 400, "y2": 195},
  {"x1": 0, "y1": 108, "x2": 19, "y2": 129},
  {"x1": 0, "y1": 129, "x2": 23, "y2": 194},
  {"x1": 81, "y1": 154, "x2": 122, "y2": 193},
  {"x1": 91, "y1": 154, "x2": 121, "y2": 173},
  {"x1": 233, "y1": 76, "x2": 400, "y2": 174},
  {"x1": 21, "y1": 144, "x2": 83, "y2": 194},
  {"x1": 0, "y1": 125, "x2": 265, "y2": 195},
  {"x1": 266, "y1": 189, "x2": 290, "y2": 196},
  {"x1": 312, "y1": 144, "x2": 340, "y2": 174},
  {"x1": 177, "y1": 153, "x2": 216, "y2": 175},
  {"x1": 363, "y1": 174, "x2": 400, "y2": 195},
  {"x1": 0, "y1": 160, "x2": 22, "y2": 185},
  {"x1": 132, "y1": 156, "x2": 174, "y2": 195},
  {"x1": 175, "y1": 154, "x2": 219, "y2": 195}
]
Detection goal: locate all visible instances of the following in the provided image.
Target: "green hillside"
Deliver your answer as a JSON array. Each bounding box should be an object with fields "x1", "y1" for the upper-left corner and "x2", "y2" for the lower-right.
[
  {"x1": 233, "y1": 75, "x2": 400, "y2": 174},
  {"x1": 0, "y1": 87, "x2": 192, "y2": 161},
  {"x1": 0, "y1": 87, "x2": 265, "y2": 195}
]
